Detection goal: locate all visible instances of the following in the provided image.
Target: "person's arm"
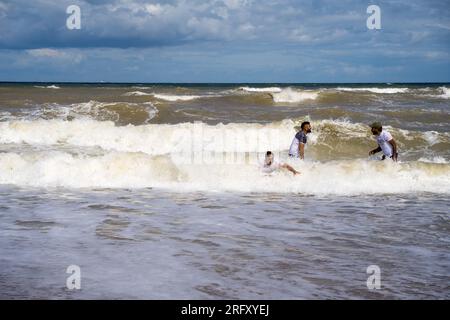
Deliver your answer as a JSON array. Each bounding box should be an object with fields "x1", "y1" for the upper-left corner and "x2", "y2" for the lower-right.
[
  {"x1": 388, "y1": 139, "x2": 398, "y2": 161},
  {"x1": 281, "y1": 163, "x2": 300, "y2": 175},
  {"x1": 369, "y1": 145, "x2": 382, "y2": 155},
  {"x1": 299, "y1": 143, "x2": 305, "y2": 159}
]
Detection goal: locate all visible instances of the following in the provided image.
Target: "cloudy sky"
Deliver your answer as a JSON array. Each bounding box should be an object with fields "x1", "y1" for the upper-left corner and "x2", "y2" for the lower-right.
[{"x1": 0, "y1": 0, "x2": 449, "y2": 82}]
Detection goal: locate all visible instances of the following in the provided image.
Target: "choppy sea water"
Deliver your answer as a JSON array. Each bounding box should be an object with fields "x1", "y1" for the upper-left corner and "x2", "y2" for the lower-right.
[
  {"x1": 0, "y1": 187, "x2": 448, "y2": 299},
  {"x1": 0, "y1": 83, "x2": 449, "y2": 299}
]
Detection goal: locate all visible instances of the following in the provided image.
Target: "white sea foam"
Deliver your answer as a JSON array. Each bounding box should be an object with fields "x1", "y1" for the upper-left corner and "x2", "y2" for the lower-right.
[
  {"x1": 0, "y1": 118, "x2": 446, "y2": 156},
  {"x1": 34, "y1": 85, "x2": 61, "y2": 89},
  {"x1": 438, "y1": 87, "x2": 450, "y2": 99},
  {"x1": 123, "y1": 91, "x2": 152, "y2": 96},
  {"x1": 131, "y1": 86, "x2": 153, "y2": 89},
  {"x1": 423, "y1": 131, "x2": 441, "y2": 145},
  {"x1": 418, "y1": 156, "x2": 448, "y2": 164},
  {"x1": 152, "y1": 94, "x2": 203, "y2": 101},
  {"x1": 5, "y1": 101, "x2": 158, "y2": 123},
  {"x1": 270, "y1": 88, "x2": 319, "y2": 103},
  {"x1": 240, "y1": 87, "x2": 283, "y2": 93},
  {"x1": 336, "y1": 87, "x2": 409, "y2": 94},
  {"x1": 0, "y1": 151, "x2": 448, "y2": 194},
  {"x1": 0, "y1": 119, "x2": 296, "y2": 155},
  {"x1": 0, "y1": 117, "x2": 448, "y2": 194}
]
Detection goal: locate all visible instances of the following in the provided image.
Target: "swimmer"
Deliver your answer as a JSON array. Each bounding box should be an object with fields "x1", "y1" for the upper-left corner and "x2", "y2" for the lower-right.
[{"x1": 262, "y1": 151, "x2": 300, "y2": 175}]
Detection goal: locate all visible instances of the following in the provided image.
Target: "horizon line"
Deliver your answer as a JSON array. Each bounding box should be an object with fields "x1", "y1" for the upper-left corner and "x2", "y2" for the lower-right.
[{"x1": 1, "y1": 81, "x2": 449, "y2": 85}]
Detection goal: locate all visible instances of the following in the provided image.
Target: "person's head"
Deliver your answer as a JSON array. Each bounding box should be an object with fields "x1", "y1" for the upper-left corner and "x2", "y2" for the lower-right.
[
  {"x1": 370, "y1": 122, "x2": 382, "y2": 136},
  {"x1": 265, "y1": 151, "x2": 274, "y2": 165},
  {"x1": 301, "y1": 121, "x2": 312, "y2": 134}
]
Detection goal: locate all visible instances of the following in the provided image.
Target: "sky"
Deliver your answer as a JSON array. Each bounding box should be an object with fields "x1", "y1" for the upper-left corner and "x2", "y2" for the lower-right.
[{"x1": 0, "y1": 0, "x2": 449, "y2": 83}]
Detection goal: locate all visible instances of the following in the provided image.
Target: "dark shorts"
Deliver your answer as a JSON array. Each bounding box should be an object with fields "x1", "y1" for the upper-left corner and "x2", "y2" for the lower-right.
[{"x1": 381, "y1": 153, "x2": 398, "y2": 161}]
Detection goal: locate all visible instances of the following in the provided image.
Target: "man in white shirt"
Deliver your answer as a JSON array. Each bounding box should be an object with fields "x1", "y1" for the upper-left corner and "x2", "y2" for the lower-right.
[
  {"x1": 261, "y1": 151, "x2": 300, "y2": 175},
  {"x1": 369, "y1": 122, "x2": 398, "y2": 162},
  {"x1": 289, "y1": 121, "x2": 312, "y2": 159}
]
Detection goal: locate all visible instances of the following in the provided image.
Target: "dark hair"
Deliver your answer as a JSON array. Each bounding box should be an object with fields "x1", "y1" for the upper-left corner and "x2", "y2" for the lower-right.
[
  {"x1": 266, "y1": 151, "x2": 272, "y2": 156},
  {"x1": 370, "y1": 122, "x2": 382, "y2": 130},
  {"x1": 301, "y1": 121, "x2": 310, "y2": 130}
]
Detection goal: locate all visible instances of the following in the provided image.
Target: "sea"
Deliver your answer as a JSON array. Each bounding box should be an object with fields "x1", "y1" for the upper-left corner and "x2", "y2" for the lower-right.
[{"x1": 0, "y1": 82, "x2": 449, "y2": 299}]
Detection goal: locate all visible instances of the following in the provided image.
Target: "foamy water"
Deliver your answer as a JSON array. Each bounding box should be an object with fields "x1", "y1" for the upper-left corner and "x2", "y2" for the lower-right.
[
  {"x1": 336, "y1": 87, "x2": 410, "y2": 94},
  {"x1": 270, "y1": 88, "x2": 319, "y2": 103},
  {"x1": 0, "y1": 83, "x2": 449, "y2": 299},
  {"x1": 439, "y1": 86, "x2": 450, "y2": 99},
  {"x1": 123, "y1": 91, "x2": 152, "y2": 96},
  {"x1": 0, "y1": 118, "x2": 449, "y2": 194},
  {"x1": 240, "y1": 86, "x2": 283, "y2": 93},
  {"x1": 152, "y1": 93, "x2": 205, "y2": 101},
  {"x1": 34, "y1": 85, "x2": 61, "y2": 89},
  {"x1": 1, "y1": 187, "x2": 448, "y2": 299}
]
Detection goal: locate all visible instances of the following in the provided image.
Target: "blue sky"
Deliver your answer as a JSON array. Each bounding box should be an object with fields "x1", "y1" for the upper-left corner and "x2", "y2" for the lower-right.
[{"x1": 0, "y1": 0, "x2": 449, "y2": 83}]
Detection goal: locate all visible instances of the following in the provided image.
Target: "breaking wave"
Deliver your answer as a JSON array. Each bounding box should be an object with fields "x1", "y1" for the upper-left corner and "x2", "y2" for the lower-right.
[
  {"x1": 336, "y1": 87, "x2": 409, "y2": 94},
  {"x1": 152, "y1": 94, "x2": 205, "y2": 101},
  {"x1": 123, "y1": 91, "x2": 152, "y2": 96},
  {"x1": 34, "y1": 85, "x2": 61, "y2": 89},
  {"x1": 0, "y1": 150, "x2": 448, "y2": 194},
  {"x1": 1, "y1": 118, "x2": 448, "y2": 157},
  {"x1": 0, "y1": 117, "x2": 448, "y2": 194},
  {"x1": 438, "y1": 86, "x2": 450, "y2": 99},
  {"x1": 270, "y1": 88, "x2": 319, "y2": 103},
  {"x1": 0, "y1": 101, "x2": 158, "y2": 125},
  {"x1": 239, "y1": 87, "x2": 283, "y2": 93}
]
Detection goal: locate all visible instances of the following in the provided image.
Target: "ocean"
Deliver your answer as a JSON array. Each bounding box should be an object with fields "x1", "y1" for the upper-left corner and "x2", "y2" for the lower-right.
[{"x1": 0, "y1": 83, "x2": 449, "y2": 299}]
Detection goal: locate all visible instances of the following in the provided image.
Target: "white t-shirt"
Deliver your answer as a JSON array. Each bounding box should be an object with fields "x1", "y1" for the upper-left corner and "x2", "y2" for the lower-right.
[
  {"x1": 289, "y1": 131, "x2": 307, "y2": 157},
  {"x1": 376, "y1": 131, "x2": 394, "y2": 157},
  {"x1": 261, "y1": 161, "x2": 281, "y2": 174}
]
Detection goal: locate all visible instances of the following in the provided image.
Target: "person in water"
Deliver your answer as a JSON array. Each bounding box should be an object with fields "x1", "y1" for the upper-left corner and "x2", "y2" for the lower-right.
[
  {"x1": 369, "y1": 122, "x2": 398, "y2": 162},
  {"x1": 262, "y1": 151, "x2": 300, "y2": 175},
  {"x1": 289, "y1": 121, "x2": 312, "y2": 159}
]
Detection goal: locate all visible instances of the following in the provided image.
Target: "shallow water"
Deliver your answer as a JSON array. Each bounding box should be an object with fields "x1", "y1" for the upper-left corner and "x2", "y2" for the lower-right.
[
  {"x1": 1, "y1": 186, "x2": 448, "y2": 299},
  {"x1": 0, "y1": 83, "x2": 449, "y2": 299}
]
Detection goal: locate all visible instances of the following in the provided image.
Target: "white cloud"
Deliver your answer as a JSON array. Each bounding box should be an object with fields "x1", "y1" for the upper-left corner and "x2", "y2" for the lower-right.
[
  {"x1": 0, "y1": 1, "x2": 8, "y2": 18},
  {"x1": 27, "y1": 48, "x2": 65, "y2": 58},
  {"x1": 145, "y1": 4, "x2": 164, "y2": 16},
  {"x1": 212, "y1": 6, "x2": 229, "y2": 19},
  {"x1": 425, "y1": 23, "x2": 450, "y2": 31},
  {"x1": 187, "y1": 17, "x2": 228, "y2": 40},
  {"x1": 239, "y1": 23, "x2": 255, "y2": 33},
  {"x1": 1, "y1": 0, "x2": 449, "y2": 54},
  {"x1": 223, "y1": 0, "x2": 252, "y2": 10},
  {"x1": 26, "y1": 48, "x2": 83, "y2": 63},
  {"x1": 289, "y1": 28, "x2": 348, "y2": 44},
  {"x1": 409, "y1": 31, "x2": 430, "y2": 43},
  {"x1": 289, "y1": 28, "x2": 313, "y2": 43},
  {"x1": 424, "y1": 51, "x2": 449, "y2": 60}
]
